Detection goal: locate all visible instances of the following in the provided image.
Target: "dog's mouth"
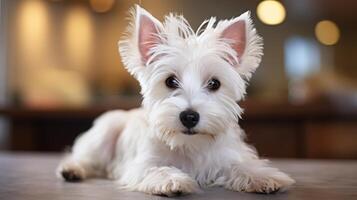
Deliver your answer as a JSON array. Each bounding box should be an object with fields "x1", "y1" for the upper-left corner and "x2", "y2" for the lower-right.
[{"x1": 182, "y1": 129, "x2": 198, "y2": 135}]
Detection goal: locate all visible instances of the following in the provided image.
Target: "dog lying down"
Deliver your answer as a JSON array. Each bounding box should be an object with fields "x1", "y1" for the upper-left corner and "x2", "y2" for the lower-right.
[{"x1": 57, "y1": 5, "x2": 295, "y2": 196}]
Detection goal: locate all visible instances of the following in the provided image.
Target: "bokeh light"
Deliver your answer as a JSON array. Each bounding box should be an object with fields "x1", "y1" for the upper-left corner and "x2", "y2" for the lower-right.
[
  {"x1": 257, "y1": 0, "x2": 286, "y2": 25},
  {"x1": 64, "y1": 5, "x2": 93, "y2": 73},
  {"x1": 89, "y1": 0, "x2": 115, "y2": 13},
  {"x1": 18, "y1": 0, "x2": 49, "y2": 57},
  {"x1": 315, "y1": 20, "x2": 340, "y2": 46}
]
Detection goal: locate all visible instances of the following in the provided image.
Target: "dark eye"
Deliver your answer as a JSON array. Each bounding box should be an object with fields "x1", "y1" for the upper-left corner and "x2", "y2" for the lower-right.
[
  {"x1": 165, "y1": 75, "x2": 180, "y2": 89},
  {"x1": 207, "y1": 78, "x2": 220, "y2": 91}
]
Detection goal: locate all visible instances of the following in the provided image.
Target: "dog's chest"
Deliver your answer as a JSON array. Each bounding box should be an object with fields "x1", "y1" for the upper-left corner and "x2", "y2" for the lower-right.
[{"x1": 155, "y1": 144, "x2": 228, "y2": 184}]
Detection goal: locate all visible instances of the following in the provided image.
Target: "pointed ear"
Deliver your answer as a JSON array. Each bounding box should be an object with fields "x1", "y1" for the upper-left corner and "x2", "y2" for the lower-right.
[
  {"x1": 118, "y1": 5, "x2": 163, "y2": 77},
  {"x1": 218, "y1": 12, "x2": 263, "y2": 80},
  {"x1": 136, "y1": 6, "x2": 162, "y2": 63}
]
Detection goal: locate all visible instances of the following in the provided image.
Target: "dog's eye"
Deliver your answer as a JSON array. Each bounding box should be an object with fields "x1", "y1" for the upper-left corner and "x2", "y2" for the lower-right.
[
  {"x1": 207, "y1": 78, "x2": 220, "y2": 91},
  {"x1": 165, "y1": 75, "x2": 180, "y2": 89}
]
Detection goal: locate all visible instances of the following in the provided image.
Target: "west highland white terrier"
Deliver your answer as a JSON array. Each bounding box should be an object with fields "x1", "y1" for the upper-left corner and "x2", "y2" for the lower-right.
[{"x1": 57, "y1": 5, "x2": 295, "y2": 196}]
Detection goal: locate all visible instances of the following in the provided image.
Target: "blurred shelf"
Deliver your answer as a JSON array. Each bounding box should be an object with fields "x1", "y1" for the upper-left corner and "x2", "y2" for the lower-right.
[
  {"x1": 1, "y1": 98, "x2": 357, "y2": 158},
  {"x1": 1, "y1": 98, "x2": 357, "y2": 121},
  {"x1": 240, "y1": 99, "x2": 357, "y2": 121},
  {"x1": 0, "y1": 96, "x2": 142, "y2": 119}
]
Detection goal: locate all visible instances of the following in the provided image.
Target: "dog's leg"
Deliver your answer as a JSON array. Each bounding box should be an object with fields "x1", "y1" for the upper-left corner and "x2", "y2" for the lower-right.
[
  {"x1": 223, "y1": 138, "x2": 295, "y2": 194},
  {"x1": 133, "y1": 166, "x2": 200, "y2": 196},
  {"x1": 57, "y1": 110, "x2": 128, "y2": 182},
  {"x1": 225, "y1": 159, "x2": 295, "y2": 194}
]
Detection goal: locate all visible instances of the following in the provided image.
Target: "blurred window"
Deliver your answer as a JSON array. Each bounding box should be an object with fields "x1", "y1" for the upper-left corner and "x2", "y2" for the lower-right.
[{"x1": 284, "y1": 36, "x2": 320, "y2": 80}]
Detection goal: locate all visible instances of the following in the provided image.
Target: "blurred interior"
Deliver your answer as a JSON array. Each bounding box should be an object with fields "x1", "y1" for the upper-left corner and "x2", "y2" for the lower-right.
[{"x1": 0, "y1": 0, "x2": 357, "y2": 159}]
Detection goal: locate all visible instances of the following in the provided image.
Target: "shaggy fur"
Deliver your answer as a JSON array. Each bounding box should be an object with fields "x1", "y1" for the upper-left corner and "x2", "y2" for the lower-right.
[{"x1": 57, "y1": 5, "x2": 295, "y2": 196}]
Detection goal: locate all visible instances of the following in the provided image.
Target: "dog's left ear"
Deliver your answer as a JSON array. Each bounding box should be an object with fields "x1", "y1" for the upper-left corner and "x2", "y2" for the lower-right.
[{"x1": 218, "y1": 12, "x2": 263, "y2": 80}]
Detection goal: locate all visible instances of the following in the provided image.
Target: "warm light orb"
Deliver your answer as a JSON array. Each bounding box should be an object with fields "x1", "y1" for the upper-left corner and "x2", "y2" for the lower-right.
[
  {"x1": 257, "y1": 0, "x2": 286, "y2": 25},
  {"x1": 64, "y1": 6, "x2": 93, "y2": 72},
  {"x1": 89, "y1": 0, "x2": 115, "y2": 13},
  {"x1": 315, "y1": 20, "x2": 340, "y2": 46},
  {"x1": 17, "y1": 0, "x2": 50, "y2": 64}
]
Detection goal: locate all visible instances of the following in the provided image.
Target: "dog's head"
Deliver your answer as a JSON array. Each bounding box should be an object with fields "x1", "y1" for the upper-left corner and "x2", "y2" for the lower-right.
[{"x1": 119, "y1": 5, "x2": 263, "y2": 149}]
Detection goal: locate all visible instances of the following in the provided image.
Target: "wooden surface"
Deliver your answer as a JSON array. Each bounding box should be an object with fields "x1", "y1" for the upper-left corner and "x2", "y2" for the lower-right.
[{"x1": 0, "y1": 153, "x2": 356, "y2": 200}]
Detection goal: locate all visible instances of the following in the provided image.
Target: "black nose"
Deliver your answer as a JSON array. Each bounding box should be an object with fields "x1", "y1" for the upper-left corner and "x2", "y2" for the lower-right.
[{"x1": 180, "y1": 110, "x2": 200, "y2": 129}]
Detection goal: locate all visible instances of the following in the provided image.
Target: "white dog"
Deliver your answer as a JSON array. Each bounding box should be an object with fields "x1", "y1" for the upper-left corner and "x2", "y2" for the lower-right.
[{"x1": 57, "y1": 5, "x2": 295, "y2": 196}]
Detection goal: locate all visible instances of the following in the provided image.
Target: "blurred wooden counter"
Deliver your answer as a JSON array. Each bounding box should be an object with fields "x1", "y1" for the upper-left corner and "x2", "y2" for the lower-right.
[
  {"x1": 0, "y1": 153, "x2": 357, "y2": 200},
  {"x1": 1, "y1": 98, "x2": 357, "y2": 158}
]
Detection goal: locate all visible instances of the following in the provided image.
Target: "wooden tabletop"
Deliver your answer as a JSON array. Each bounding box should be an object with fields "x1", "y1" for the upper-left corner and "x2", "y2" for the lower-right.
[{"x1": 0, "y1": 153, "x2": 356, "y2": 200}]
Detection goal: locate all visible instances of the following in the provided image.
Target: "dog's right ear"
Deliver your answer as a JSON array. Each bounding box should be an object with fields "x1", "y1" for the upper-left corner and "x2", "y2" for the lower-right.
[{"x1": 119, "y1": 5, "x2": 163, "y2": 77}]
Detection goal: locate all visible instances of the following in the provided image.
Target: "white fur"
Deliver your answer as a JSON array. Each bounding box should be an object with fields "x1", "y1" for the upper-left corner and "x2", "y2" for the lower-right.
[{"x1": 57, "y1": 5, "x2": 295, "y2": 196}]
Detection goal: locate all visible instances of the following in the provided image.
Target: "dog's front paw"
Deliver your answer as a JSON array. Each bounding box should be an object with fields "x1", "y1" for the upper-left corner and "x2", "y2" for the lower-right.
[
  {"x1": 151, "y1": 176, "x2": 199, "y2": 196},
  {"x1": 226, "y1": 170, "x2": 295, "y2": 194},
  {"x1": 137, "y1": 167, "x2": 200, "y2": 196},
  {"x1": 245, "y1": 172, "x2": 295, "y2": 194}
]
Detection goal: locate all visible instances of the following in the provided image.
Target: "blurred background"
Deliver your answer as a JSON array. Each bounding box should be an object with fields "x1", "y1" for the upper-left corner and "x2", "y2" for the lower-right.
[{"x1": 0, "y1": 0, "x2": 356, "y2": 159}]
